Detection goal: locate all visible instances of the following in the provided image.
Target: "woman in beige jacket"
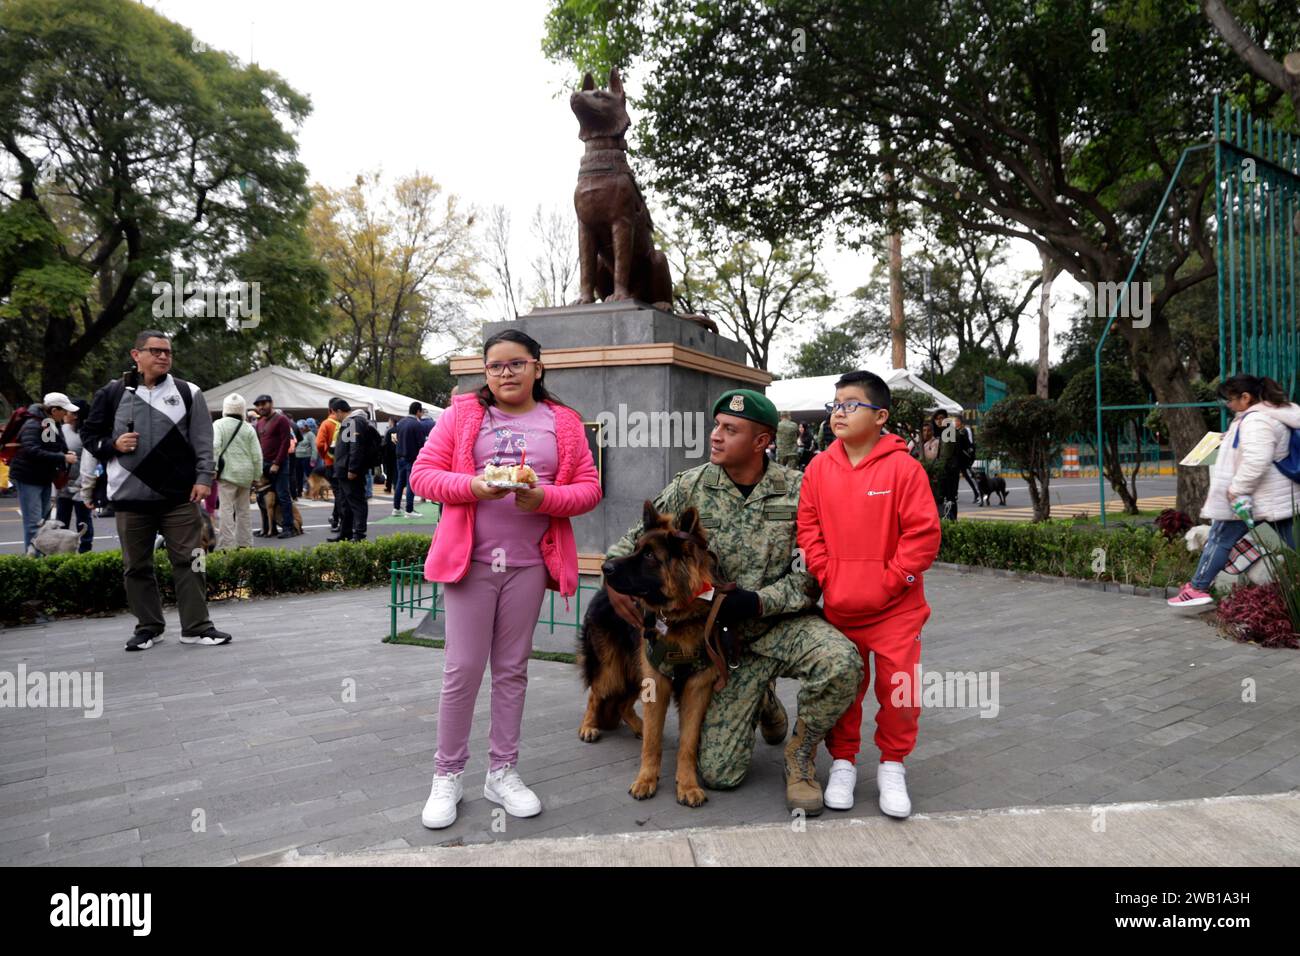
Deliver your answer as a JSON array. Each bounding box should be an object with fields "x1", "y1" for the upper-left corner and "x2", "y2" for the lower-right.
[{"x1": 1169, "y1": 374, "x2": 1300, "y2": 606}]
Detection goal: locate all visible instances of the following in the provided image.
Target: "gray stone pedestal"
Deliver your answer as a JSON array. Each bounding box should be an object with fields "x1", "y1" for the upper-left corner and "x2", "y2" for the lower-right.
[{"x1": 451, "y1": 301, "x2": 771, "y2": 564}]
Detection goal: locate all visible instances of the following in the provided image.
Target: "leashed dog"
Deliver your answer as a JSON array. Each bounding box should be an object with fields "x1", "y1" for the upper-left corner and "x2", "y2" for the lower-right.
[
  {"x1": 251, "y1": 478, "x2": 303, "y2": 536},
  {"x1": 976, "y1": 470, "x2": 1009, "y2": 506},
  {"x1": 578, "y1": 502, "x2": 736, "y2": 807}
]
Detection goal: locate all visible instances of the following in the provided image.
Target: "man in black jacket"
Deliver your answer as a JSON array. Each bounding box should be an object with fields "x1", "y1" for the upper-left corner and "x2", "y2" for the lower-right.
[
  {"x1": 81, "y1": 331, "x2": 230, "y2": 651},
  {"x1": 327, "y1": 401, "x2": 378, "y2": 542},
  {"x1": 10, "y1": 394, "x2": 78, "y2": 554},
  {"x1": 392, "y1": 401, "x2": 434, "y2": 517}
]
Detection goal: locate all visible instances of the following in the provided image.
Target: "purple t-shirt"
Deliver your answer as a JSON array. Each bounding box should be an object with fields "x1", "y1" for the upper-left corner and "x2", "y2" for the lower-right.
[{"x1": 471, "y1": 402, "x2": 557, "y2": 567}]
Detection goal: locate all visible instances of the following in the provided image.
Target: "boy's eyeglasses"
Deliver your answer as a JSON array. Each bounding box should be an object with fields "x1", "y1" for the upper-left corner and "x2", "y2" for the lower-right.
[
  {"x1": 485, "y1": 358, "x2": 537, "y2": 377},
  {"x1": 825, "y1": 400, "x2": 884, "y2": 415}
]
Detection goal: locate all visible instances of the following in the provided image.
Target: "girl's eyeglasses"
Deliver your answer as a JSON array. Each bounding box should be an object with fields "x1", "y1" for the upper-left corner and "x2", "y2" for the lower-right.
[
  {"x1": 824, "y1": 400, "x2": 883, "y2": 415},
  {"x1": 484, "y1": 358, "x2": 538, "y2": 377}
]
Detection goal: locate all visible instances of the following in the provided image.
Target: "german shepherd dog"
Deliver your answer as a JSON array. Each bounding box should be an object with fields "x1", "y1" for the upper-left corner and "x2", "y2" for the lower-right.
[
  {"x1": 251, "y1": 478, "x2": 304, "y2": 535},
  {"x1": 975, "y1": 470, "x2": 1009, "y2": 506},
  {"x1": 305, "y1": 465, "x2": 333, "y2": 501},
  {"x1": 578, "y1": 502, "x2": 732, "y2": 807}
]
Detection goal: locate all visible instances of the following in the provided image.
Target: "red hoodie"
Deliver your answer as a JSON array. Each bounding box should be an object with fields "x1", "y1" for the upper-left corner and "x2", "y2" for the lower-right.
[{"x1": 798, "y1": 433, "x2": 942, "y2": 629}]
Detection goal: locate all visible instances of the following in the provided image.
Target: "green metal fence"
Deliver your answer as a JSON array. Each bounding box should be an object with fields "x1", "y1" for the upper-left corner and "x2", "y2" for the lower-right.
[
  {"x1": 388, "y1": 560, "x2": 601, "y2": 642},
  {"x1": 1094, "y1": 95, "x2": 1300, "y2": 524}
]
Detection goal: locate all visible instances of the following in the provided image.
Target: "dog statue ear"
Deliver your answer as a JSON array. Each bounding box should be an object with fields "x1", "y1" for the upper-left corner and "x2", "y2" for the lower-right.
[
  {"x1": 675, "y1": 506, "x2": 699, "y2": 537},
  {"x1": 580, "y1": 72, "x2": 595, "y2": 91},
  {"x1": 608, "y1": 67, "x2": 624, "y2": 98},
  {"x1": 642, "y1": 499, "x2": 660, "y2": 530}
]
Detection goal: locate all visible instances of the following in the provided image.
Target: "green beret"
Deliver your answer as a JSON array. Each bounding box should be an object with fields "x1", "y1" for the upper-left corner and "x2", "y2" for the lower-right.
[{"x1": 712, "y1": 388, "x2": 778, "y2": 431}]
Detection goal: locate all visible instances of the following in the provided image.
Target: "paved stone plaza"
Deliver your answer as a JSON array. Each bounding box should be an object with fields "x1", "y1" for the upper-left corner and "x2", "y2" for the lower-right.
[{"x1": 2, "y1": 569, "x2": 1300, "y2": 866}]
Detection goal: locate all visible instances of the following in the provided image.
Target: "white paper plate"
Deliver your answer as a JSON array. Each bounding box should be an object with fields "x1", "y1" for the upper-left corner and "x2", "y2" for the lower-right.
[{"x1": 484, "y1": 480, "x2": 534, "y2": 490}]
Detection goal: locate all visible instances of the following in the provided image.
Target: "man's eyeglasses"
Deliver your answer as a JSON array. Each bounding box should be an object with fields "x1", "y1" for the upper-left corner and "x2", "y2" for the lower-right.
[
  {"x1": 137, "y1": 346, "x2": 172, "y2": 358},
  {"x1": 485, "y1": 358, "x2": 537, "y2": 377},
  {"x1": 825, "y1": 400, "x2": 883, "y2": 415}
]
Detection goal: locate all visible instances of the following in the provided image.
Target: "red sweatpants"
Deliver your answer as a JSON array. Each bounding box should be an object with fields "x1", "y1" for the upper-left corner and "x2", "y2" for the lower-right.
[{"x1": 824, "y1": 603, "x2": 931, "y2": 764}]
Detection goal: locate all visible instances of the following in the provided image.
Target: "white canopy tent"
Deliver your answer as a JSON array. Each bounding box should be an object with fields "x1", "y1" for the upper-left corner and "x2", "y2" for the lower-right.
[
  {"x1": 202, "y1": 366, "x2": 442, "y2": 422},
  {"x1": 767, "y1": 369, "x2": 963, "y2": 419}
]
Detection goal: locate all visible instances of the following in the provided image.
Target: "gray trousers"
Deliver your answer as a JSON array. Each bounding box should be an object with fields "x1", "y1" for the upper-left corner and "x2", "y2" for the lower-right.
[{"x1": 116, "y1": 501, "x2": 213, "y2": 634}]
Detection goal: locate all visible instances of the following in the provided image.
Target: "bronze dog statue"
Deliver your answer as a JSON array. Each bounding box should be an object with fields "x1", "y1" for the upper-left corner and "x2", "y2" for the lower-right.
[{"x1": 570, "y1": 69, "x2": 717, "y2": 334}]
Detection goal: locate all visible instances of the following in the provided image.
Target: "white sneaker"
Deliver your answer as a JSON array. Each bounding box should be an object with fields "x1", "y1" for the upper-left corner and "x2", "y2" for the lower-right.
[
  {"x1": 824, "y1": 759, "x2": 857, "y2": 810},
  {"x1": 421, "y1": 771, "x2": 463, "y2": 829},
  {"x1": 484, "y1": 765, "x2": 542, "y2": 818},
  {"x1": 877, "y1": 761, "x2": 911, "y2": 818},
  {"x1": 404, "y1": 510, "x2": 420, "y2": 518},
  {"x1": 390, "y1": 508, "x2": 403, "y2": 517}
]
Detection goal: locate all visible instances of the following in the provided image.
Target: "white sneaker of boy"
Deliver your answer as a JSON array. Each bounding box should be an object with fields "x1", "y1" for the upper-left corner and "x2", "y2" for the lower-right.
[
  {"x1": 824, "y1": 759, "x2": 857, "y2": 810},
  {"x1": 877, "y1": 760, "x2": 912, "y2": 819}
]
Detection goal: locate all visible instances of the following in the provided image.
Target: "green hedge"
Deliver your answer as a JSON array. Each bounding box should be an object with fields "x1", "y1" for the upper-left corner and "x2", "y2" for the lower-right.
[
  {"x1": 937, "y1": 519, "x2": 1198, "y2": 588},
  {"x1": 0, "y1": 533, "x2": 431, "y2": 626},
  {"x1": 0, "y1": 521, "x2": 1200, "y2": 626}
]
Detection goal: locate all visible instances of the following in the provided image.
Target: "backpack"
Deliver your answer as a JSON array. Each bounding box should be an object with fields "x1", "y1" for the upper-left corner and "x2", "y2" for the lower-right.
[
  {"x1": 0, "y1": 406, "x2": 30, "y2": 464},
  {"x1": 1232, "y1": 411, "x2": 1300, "y2": 483},
  {"x1": 359, "y1": 419, "x2": 383, "y2": 471}
]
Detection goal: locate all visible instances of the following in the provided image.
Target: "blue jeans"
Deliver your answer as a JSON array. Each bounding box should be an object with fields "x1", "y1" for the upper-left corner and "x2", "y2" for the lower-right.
[
  {"x1": 263, "y1": 460, "x2": 294, "y2": 533},
  {"x1": 393, "y1": 458, "x2": 413, "y2": 512},
  {"x1": 14, "y1": 480, "x2": 51, "y2": 554},
  {"x1": 1191, "y1": 518, "x2": 1295, "y2": 590}
]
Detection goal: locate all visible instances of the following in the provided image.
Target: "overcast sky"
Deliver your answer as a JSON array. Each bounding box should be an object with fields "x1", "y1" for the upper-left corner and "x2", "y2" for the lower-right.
[{"x1": 151, "y1": 0, "x2": 1079, "y2": 379}]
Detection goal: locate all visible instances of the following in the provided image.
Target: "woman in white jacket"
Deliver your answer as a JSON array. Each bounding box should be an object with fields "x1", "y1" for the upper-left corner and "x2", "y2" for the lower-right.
[{"x1": 1170, "y1": 374, "x2": 1300, "y2": 606}]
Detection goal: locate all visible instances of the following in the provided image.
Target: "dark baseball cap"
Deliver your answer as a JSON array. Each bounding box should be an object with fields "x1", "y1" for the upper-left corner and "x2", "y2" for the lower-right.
[
  {"x1": 329, "y1": 397, "x2": 351, "y2": 412},
  {"x1": 253, "y1": 394, "x2": 273, "y2": 405}
]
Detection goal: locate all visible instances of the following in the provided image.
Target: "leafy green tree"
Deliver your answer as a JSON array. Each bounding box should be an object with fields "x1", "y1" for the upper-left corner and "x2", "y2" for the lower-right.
[
  {"x1": 0, "y1": 0, "x2": 325, "y2": 400},
  {"x1": 981, "y1": 395, "x2": 1071, "y2": 521},
  {"x1": 1059, "y1": 364, "x2": 1147, "y2": 514},
  {"x1": 787, "y1": 323, "x2": 862, "y2": 377},
  {"x1": 541, "y1": 0, "x2": 1300, "y2": 515}
]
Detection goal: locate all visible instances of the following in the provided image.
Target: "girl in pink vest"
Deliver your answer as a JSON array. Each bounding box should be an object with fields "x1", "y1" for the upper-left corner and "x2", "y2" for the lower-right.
[{"x1": 409, "y1": 329, "x2": 602, "y2": 829}]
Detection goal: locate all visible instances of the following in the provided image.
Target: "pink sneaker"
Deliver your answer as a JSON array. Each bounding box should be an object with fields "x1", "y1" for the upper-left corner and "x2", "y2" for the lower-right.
[{"x1": 1167, "y1": 583, "x2": 1214, "y2": 607}]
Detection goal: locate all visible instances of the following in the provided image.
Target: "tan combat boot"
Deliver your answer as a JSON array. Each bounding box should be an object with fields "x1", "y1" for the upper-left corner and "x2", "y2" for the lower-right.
[
  {"x1": 758, "y1": 679, "x2": 788, "y2": 745},
  {"x1": 783, "y1": 717, "x2": 824, "y2": 815}
]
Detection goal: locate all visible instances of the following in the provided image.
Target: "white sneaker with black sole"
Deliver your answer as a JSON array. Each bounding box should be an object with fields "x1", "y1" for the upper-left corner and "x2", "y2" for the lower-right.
[
  {"x1": 179, "y1": 627, "x2": 232, "y2": 646},
  {"x1": 421, "y1": 771, "x2": 464, "y2": 829},
  {"x1": 484, "y1": 765, "x2": 542, "y2": 817}
]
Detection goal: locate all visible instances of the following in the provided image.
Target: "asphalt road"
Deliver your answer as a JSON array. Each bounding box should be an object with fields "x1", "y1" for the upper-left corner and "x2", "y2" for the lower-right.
[{"x1": 0, "y1": 473, "x2": 1182, "y2": 556}]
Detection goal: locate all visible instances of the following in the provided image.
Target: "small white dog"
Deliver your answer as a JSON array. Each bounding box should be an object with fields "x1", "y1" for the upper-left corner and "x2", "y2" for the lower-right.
[
  {"x1": 1184, "y1": 523, "x2": 1276, "y2": 588},
  {"x1": 27, "y1": 518, "x2": 86, "y2": 557}
]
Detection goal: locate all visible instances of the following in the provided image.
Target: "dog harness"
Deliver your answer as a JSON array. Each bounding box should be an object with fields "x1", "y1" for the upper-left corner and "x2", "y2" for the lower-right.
[{"x1": 639, "y1": 573, "x2": 738, "y2": 686}]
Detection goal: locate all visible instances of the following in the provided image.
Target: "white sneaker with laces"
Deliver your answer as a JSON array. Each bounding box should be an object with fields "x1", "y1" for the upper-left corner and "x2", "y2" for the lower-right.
[
  {"x1": 877, "y1": 760, "x2": 911, "y2": 818},
  {"x1": 824, "y1": 759, "x2": 857, "y2": 810},
  {"x1": 484, "y1": 764, "x2": 542, "y2": 817},
  {"x1": 421, "y1": 771, "x2": 463, "y2": 829},
  {"x1": 390, "y1": 508, "x2": 403, "y2": 517}
]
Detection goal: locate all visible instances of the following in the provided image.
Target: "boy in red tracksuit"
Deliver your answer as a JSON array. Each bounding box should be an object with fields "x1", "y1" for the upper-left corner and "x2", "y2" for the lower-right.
[{"x1": 797, "y1": 370, "x2": 942, "y2": 818}]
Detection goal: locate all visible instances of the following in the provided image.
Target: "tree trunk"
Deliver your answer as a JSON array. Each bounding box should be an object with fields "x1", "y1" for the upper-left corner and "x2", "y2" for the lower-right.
[
  {"x1": 1118, "y1": 313, "x2": 1211, "y2": 515},
  {"x1": 1102, "y1": 429, "x2": 1140, "y2": 514},
  {"x1": 1037, "y1": 249, "x2": 1060, "y2": 398},
  {"x1": 888, "y1": 227, "x2": 905, "y2": 369}
]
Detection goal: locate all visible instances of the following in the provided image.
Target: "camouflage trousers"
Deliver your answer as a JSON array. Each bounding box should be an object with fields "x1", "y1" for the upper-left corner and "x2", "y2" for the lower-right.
[{"x1": 697, "y1": 612, "x2": 862, "y2": 790}]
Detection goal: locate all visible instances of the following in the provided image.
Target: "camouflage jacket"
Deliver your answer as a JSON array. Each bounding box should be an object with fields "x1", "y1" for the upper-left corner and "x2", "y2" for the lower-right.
[{"x1": 605, "y1": 460, "x2": 820, "y2": 641}]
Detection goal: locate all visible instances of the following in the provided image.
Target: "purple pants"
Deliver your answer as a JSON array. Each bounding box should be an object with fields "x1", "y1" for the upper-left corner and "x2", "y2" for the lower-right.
[{"x1": 435, "y1": 560, "x2": 548, "y2": 775}]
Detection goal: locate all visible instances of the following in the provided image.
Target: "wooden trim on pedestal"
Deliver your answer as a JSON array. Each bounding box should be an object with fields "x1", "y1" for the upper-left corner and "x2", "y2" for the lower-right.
[
  {"x1": 451, "y1": 343, "x2": 772, "y2": 387},
  {"x1": 578, "y1": 553, "x2": 606, "y2": 577}
]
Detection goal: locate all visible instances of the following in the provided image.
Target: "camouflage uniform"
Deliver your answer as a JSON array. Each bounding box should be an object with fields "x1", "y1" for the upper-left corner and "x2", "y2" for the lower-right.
[
  {"x1": 605, "y1": 460, "x2": 862, "y2": 789},
  {"x1": 775, "y1": 418, "x2": 799, "y2": 469}
]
